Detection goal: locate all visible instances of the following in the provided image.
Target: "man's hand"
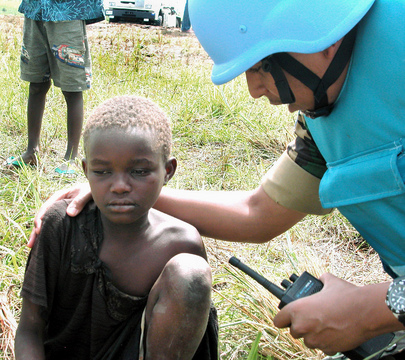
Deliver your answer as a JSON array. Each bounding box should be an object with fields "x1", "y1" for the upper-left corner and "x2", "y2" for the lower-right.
[
  {"x1": 273, "y1": 273, "x2": 395, "y2": 355},
  {"x1": 28, "y1": 183, "x2": 92, "y2": 248}
]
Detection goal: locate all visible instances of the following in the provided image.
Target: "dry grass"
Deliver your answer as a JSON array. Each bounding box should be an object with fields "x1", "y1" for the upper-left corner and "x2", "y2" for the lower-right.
[{"x1": 0, "y1": 290, "x2": 18, "y2": 359}]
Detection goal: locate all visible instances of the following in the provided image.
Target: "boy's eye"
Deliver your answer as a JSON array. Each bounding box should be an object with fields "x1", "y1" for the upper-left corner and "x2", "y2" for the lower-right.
[
  {"x1": 93, "y1": 170, "x2": 110, "y2": 175},
  {"x1": 131, "y1": 169, "x2": 150, "y2": 176}
]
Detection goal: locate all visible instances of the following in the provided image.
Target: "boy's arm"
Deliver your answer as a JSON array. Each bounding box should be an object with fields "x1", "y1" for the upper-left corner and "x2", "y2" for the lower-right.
[{"x1": 15, "y1": 298, "x2": 46, "y2": 360}]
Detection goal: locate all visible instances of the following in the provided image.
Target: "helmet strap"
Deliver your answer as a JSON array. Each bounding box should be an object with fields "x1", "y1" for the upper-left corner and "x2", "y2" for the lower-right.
[
  {"x1": 261, "y1": 56, "x2": 296, "y2": 104},
  {"x1": 264, "y1": 26, "x2": 357, "y2": 118}
]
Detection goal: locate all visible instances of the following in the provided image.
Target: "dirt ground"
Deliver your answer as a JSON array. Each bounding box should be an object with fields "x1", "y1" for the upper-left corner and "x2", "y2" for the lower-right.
[{"x1": 87, "y1": 19, "x2": 212, "y2": 68}]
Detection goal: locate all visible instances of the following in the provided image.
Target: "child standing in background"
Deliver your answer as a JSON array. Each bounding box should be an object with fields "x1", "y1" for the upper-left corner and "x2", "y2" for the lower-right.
[{"x1": 7, "y1": 0, "x2": 104, "y2": 174}]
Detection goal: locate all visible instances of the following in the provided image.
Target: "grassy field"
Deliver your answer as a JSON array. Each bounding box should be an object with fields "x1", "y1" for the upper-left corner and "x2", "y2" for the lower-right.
[
  {"x1": 0, "y1": 14, "x2": 390, "y2": 360},
  {"x1": 0, "y1": 0, "x2": 19, "y2": 15}
]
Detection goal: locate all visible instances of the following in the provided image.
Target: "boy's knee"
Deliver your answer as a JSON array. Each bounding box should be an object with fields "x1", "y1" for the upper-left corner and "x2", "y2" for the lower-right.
[
  {"x1": 29, "y1": 81, "x2": 51, "y2": 95},
  {"x1": 62, "y1": 91, "x2": 83, "y2": 103},
  {"x1": 162, "y1": 253, "x2": 212, "y2": 303}
]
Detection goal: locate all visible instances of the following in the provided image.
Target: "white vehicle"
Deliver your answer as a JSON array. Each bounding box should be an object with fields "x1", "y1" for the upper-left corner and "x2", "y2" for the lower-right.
[{"x1": 104, "y1": 0, "x2": 184, "y2": 27}]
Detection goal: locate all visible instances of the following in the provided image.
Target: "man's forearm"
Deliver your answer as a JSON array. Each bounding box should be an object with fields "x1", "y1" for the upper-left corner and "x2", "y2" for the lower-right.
[{"x1": 155, "y1": 186, "x2": 306, "y2": 243}]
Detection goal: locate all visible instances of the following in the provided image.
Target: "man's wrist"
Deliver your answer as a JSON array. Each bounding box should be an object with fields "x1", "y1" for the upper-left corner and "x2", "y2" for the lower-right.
[{"x1": 386, "y1": 277, "x2": 405, "y2": 326}]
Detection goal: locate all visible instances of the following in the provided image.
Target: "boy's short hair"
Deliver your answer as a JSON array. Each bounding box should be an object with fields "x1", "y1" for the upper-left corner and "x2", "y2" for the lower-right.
[{"x1": 83, "y1": 95, "x2": 172, "y2": 159}]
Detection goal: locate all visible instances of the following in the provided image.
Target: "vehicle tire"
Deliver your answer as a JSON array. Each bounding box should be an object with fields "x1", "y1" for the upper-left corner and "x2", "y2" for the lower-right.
[
  {"x1": 176, "y1": 17, "x2": 181, "y2": 28},
  {"x1": 155, "y1": 15, "x2": 163, "y2": 26}
]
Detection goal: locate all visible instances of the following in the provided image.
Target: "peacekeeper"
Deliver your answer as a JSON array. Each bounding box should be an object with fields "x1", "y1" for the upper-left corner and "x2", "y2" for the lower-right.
[{"x1": 29, "y1": 0, "x2": 405, "y2": 357}]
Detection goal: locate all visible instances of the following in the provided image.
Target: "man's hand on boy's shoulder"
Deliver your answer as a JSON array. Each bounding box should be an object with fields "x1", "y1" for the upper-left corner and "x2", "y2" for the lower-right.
[{"x1": 28, "y1": 183, "x2": 92, "y2": 248}]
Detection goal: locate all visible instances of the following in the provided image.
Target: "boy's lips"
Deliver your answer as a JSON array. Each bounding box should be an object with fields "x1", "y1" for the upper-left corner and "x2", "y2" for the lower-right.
[{"x1": 107, "y1": 201, "x2": 138, "y2": 212}]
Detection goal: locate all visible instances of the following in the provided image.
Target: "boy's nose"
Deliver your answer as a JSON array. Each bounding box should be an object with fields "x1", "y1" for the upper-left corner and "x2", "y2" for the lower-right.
[{"x1": 110, "y1": 174, "x2": 132, "y2": 193}]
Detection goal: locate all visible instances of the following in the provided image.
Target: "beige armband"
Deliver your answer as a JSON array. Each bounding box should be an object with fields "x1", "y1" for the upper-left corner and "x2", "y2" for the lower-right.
[{"x1": 261, "y1": 152, "x2": 333, "y2": 215}]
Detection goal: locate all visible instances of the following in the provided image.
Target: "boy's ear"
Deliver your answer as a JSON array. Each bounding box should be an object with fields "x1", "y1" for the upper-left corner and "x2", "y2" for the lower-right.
[
  {"x1": 82, "y1": 158, "x2": 89, "y2": 178},
  {"x1": 164, "y1": 157, "x2": 177, "y2": 185}
]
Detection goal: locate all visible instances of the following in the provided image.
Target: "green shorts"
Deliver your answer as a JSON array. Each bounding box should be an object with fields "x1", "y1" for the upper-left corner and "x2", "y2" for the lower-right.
[{"x1": 20, "y1": 18, "x2": 92, "y2": 92}]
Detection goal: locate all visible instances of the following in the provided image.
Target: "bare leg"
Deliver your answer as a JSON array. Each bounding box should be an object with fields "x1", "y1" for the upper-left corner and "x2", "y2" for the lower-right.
[
  {"x1": 62, "y1": 90, "x2": 83, "y2": 161},
  {"x1": 18, "y1": 81, "x2": 51, "y2": 165},
  {"x1": 144, "y1": 253, "x2": 212, "y2": 360}
]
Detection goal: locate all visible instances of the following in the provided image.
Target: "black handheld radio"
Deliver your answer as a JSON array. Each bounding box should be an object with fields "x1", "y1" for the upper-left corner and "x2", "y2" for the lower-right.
[{"x1": 229, "y1": 256, "x2": 396, "y2": 360}]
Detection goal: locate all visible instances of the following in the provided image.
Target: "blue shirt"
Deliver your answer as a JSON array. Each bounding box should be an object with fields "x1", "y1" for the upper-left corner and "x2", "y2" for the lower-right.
[{"x1": 19, "y1": 0, "x2": 104, "y2": 22}]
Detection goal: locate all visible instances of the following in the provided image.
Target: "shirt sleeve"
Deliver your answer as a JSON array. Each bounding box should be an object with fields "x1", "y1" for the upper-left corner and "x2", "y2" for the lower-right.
[
  {"x1": 261, "y1": 112, "x2": 333, "y2": 215},
  {"x1": 21, "y1": 201, "x2": 68, "y2": 317}
]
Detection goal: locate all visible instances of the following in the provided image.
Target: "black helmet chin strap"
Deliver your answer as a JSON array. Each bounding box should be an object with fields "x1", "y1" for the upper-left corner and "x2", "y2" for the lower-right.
[
  {"x1": 261, "y1": 56, "x2": 296, "y2": 104},
  {"x1": 261, "y1": 26, "x2": 357, "y2": 119}
]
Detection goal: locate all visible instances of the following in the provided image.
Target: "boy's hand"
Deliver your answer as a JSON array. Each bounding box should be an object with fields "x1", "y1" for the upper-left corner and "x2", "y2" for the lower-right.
[
  {"x1": 28, "y1": 183, "x2": 92, "y2": 248},
  {"x1": 273, "y1": 273, "x2": 384, "y2": 355}
]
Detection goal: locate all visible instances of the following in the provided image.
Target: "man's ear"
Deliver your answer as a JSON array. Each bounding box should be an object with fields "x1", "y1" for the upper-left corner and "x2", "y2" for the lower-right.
[
  {"x1": 164, "y1": 157, "x2": 177, "y2": 185},
  {"x1": 82, "y1": 158, "x2": 89, "y2": 179},
  {"x1": 323, "y1": 38, "x2": 344, "y2": 59}
]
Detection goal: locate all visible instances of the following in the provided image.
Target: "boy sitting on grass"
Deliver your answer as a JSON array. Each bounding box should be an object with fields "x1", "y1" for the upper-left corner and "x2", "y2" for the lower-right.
[{"x1": 15, "y1": 95, "x2": 218, "y2": 360}]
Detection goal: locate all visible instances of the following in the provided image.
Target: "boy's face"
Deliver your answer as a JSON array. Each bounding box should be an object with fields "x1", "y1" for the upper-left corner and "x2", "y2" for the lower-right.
[{"x1": 82, "y1": 127, "x2": 176, "y2": 225}]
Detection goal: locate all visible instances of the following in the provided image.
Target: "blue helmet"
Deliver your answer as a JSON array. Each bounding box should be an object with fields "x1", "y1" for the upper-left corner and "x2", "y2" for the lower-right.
[{"x1": 189, "y1": 0, "x2": 375, "y2": 85}]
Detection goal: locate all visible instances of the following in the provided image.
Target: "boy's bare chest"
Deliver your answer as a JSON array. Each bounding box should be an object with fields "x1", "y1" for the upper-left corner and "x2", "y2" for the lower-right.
[{"x1": 98, "y1": 238, "x2": 171, "y2": 297}]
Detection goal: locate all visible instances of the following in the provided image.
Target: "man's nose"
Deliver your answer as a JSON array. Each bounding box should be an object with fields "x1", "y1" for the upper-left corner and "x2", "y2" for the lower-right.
[{"x1": 246, "y1": 72, "x2": 266, "y2": 99}]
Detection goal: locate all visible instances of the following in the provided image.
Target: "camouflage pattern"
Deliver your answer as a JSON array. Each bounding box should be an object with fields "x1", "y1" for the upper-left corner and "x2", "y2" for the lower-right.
[
  {"x1": 287, "y1": 112, "x2": 327, "y2": 179},
  {"x1": 19, "y1": 0, "x2": 104, "y2": 22}
]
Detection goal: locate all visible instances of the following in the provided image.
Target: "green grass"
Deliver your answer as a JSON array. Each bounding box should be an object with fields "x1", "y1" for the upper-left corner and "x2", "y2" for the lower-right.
[
  {"x1": 0, "y1": 0, "x2": 20, "y2": 15},
  {"x1": 0, "y1": 17, "x2": 390, "y2": 359}
]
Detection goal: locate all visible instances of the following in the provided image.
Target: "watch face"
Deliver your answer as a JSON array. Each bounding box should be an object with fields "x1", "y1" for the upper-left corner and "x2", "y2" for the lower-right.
[{"x1": 388, "y1": 280, "x2": 405, "y2": 314}]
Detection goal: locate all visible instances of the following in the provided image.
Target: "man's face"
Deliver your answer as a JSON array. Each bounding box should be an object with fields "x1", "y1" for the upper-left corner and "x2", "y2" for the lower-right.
[
  {"x1": 245, "y1": 57, "x2": 315, "y2": 113},
  {"x1": 245, "y1": 50, "x2": 344, "y2": 113}
]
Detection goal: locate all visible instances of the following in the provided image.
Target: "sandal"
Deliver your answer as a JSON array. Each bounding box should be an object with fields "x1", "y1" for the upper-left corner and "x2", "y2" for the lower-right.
[
  {"x1": 5, "y1": 156, "x2": 36, "y2": 168},
  {"x1": 55, "y1": 160, "x2": 78, "y2": 175}
]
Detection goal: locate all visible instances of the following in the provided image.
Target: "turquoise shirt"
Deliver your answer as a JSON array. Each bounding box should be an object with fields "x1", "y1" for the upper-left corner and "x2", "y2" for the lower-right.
[
  {"x1": 306, "y1": 0, "x2": 405, "y2": 276},
  {"x1": 19, "y1": 0, "x2": 104, "y2": 22}
]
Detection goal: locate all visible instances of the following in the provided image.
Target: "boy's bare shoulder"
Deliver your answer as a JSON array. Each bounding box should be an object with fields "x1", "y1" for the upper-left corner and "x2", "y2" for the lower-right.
[
  {"x1": 149, "y1": 209, "x2": 206, "y2": 257},
  {"x1": 149, "y1": 208, "x2": 201, "y2": 239}
]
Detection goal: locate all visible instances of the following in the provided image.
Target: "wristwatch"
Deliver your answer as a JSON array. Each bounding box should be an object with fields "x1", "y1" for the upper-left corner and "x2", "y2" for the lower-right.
[{"x1": 386, "y1": 276, "x2": 405, "y2": 326}]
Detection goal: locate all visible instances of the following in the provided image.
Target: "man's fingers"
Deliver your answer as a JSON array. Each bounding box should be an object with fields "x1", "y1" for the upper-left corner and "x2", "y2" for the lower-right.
[
  {"x1": 66, "y1": 183, "x2": 92, "y2": 217},
  {"x1": 28, "y1": 183, "x2": 91, "y2": 247},
  {"x1": 273, "y1": 307, "x2": 292, "y2": 329},
  {"x1": 33, "y1": 189, "x2": 66, "y2": 225},
  {"x1": 27, "y1": 229, "x2": 37, "y2": 248}
]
